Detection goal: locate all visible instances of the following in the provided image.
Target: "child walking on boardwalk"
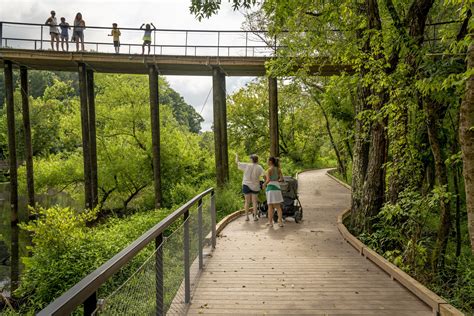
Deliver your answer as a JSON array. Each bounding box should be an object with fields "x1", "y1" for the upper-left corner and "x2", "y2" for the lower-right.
[
  {"x1": 140, "y1": 22, "x2": 156, "y2": 54},
  {"x1": 109, "y1": 23, "x2": 121, "y2": 53}
]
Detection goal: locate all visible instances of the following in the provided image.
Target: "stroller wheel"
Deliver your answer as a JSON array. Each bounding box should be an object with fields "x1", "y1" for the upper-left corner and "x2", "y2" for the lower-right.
[{"x1": 295, "y1": 207, "x2": 303, "y2": 223}]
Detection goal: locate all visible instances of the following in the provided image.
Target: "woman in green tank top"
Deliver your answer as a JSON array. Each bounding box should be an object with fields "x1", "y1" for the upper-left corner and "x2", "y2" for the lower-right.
[{"x1": 263, "y1": 157, "x2": 284, "y2": 227}]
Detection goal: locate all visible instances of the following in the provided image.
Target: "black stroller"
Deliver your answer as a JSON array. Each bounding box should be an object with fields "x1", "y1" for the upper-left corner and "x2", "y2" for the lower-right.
[{"x1": 258, "y1": 176, "x2": 303, "y2": 223}]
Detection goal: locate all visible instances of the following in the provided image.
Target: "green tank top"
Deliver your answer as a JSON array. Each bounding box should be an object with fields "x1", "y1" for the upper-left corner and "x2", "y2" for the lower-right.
[{"x1": 269, "y1": 167, "x2": 279, "y2": 181}]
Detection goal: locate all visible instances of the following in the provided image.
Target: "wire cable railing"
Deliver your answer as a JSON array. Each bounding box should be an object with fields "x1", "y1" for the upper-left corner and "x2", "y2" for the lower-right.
[{"x1": 37, "y1": 188, "x2": 216, "y2": 316}]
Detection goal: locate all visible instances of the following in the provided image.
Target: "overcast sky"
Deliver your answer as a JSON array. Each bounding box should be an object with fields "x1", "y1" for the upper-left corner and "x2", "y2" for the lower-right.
[{"x1": 0, "y1": 0, "x2": 259, "y2": 130}]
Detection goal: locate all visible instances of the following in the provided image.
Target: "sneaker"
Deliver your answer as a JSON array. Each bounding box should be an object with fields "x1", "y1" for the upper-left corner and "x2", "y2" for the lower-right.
[
  {"x1": 279, "y1": 223, "x2": 284, "y2": 227},
  {"x1": 245, "y1": 217, "x2": 250, "y2": 221}
]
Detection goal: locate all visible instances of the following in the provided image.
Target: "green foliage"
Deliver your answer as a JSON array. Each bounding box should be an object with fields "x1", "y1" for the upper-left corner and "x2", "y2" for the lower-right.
[{"x1": 16, "y1": 206, "x2": 170, "y2": 312}]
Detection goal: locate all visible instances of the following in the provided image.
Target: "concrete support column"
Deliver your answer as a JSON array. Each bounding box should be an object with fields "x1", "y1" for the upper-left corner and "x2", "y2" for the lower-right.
[
  {"x1": 20, "y1": 66, "x2": 35, "y2": 212},
  {"x1": 148, "y1": 65, "x2": 162, "y2": 208},
  {"x1": 4, "y1": 60, "x2": 19, "y2": 292},
  {"x1": 269, "y1": 77, "x2": 279, "y2": 157},
  {"x1": 212, "y1": 67, "x2": 229, "y2": 187}
]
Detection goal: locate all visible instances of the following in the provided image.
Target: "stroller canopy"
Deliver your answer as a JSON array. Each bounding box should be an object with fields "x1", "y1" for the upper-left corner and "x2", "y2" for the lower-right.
[{"x1": 281, "y1": 176, "x2": 298, "y2": 200}]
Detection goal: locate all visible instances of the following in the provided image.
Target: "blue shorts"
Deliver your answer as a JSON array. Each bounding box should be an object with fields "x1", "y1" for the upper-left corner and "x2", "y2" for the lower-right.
[{"x1": 242, "y1": 185, "x2": 259, "y2": 195}]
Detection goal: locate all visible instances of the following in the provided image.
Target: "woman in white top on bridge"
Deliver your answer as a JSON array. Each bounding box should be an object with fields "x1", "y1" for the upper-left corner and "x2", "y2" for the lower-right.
[
  {"x1": 236, "y1": 153, "x2": 265, "y2": 221},
  {"x1": 45, "y1": 10, "x2": 60, "y2": 51}
]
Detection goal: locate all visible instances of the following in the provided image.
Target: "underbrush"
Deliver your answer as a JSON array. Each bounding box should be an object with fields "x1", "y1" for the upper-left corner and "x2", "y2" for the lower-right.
[{"x1": 356, "y1": 189, "x2": 474, "y2": 314}]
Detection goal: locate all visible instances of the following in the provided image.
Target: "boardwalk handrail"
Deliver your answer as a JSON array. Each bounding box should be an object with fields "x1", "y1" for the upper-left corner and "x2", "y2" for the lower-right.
[{"x1": 38, "y1": 187, "x2": 216, "y2": 316}]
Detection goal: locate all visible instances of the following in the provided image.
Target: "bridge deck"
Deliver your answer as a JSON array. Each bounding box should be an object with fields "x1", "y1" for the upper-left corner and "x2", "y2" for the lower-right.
[
  {"x1": 0, "y1": 49, "x2": 350, "y2": 76},
  {"x1": 186, "y1": 169, "x2": 432, "y2": 315}
]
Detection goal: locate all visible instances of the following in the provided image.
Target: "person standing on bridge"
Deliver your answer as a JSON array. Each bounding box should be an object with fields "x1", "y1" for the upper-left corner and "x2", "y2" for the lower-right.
[
  {"x1": 263, "y1": 157, "x2": 284, "y2": 227},
  {"x1": 236, "y1": 153, "x2": 265, "y2": 221},
  {"x1": 108, "y1": 23, "x2": 121, "y2": 53},
  {"x1": 73, "y1": 13, "x2": 86, "y2": 52},
  {"x1": 59, "y1": 17, "x2": 70, "y2": 52},
  {"x1": 140, "y1": 23, "x2": 156, "y2": 55},
  {"x1": 45, "y1": 10, "x2": 60, "y2": 51}
]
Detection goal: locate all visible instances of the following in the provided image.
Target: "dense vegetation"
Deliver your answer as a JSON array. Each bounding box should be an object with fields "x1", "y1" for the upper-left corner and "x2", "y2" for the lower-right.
[{"x1": 193, "y1": 0, "x2": 474, "y2": 313}]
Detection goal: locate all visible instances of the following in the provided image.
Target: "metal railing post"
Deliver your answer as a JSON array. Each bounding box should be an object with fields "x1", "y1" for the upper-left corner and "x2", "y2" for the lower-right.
[
  {"x1": 198, "y1": 199, "x2": 203, "y2": 270},
  {"x1": 211, "y1": 191, "x2": 216, "y2": 249},
  {"x1": 83, "y1": 292, "x2": 97, "y2": 316},
  {"x1": 155, "y1": 233, "x2": 164, "y2": 316},
  {"x1": 185, "y1": 31, "x2": 188, "y2": 56},
  {"x1": 0, "y1": 22, "x2": 3, "y2": 48},
  {"x1": 184, "y1": 210, "x2": 190, "y2": 303},
  {"x1": 245, "y1": 31, "x2": 248, "y2": 57},
  {"x1": 40, "y1": 25, "x2": 43, "y2": 50},
  {"x1": 217, "y1": 31, "x2": 220, "y2": 56}
]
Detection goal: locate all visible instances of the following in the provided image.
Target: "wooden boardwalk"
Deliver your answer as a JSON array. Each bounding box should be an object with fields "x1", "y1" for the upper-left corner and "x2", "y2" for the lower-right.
[{"x1": 186, "y1": 169, "x2": 432, "y2": 315}]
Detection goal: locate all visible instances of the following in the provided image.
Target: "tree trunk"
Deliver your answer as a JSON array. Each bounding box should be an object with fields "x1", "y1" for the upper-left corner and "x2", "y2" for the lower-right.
[
  {"x1": 362, "y1": 115, "x2": 388, "y2": 226},
  {"x1": 460, "y1": 42, "x2": 474, "y2": 253},
  {"x1": 350, "y1": 0, "x2": 382, "y2": 229},
  {"x1": 311, "y1": 93, "x2": 347, "y2": 180},
  {"x1": 351, "y1": 84, "x2": 370, "y2": 229},
  {"x1": 425, "y1": 99, "x2": 451, "y2": 271}
]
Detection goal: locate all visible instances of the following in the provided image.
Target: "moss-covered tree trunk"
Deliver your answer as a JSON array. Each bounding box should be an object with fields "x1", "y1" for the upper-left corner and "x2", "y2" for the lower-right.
[{"x1": 460, "y1": 42, "x2": 474, "y2": 253}]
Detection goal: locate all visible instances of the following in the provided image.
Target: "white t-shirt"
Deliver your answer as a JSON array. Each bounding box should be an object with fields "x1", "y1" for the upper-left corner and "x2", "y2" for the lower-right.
[
  {"x1": 238, "y1": 162, "x2": 265, "y2": 192},
  {"x1": 48, "y1": 17, "x2": 59, "y2": 34}
]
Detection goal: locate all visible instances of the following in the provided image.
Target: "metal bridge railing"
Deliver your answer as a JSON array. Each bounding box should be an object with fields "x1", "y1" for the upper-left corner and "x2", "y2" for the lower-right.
[
  {"x1": 0, "y1": 20, "x2": 461, "y2": 57},
  {"x1": 0, "y1": 21, "x2": 276, "y2": 57},
  {"x1": 37, "y1": 188, "x2": 216, "y2": 316}
]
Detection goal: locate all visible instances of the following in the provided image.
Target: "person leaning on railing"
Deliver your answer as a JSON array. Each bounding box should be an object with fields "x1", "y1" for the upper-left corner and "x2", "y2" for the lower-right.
[{"x1": 72, "y1": 12, "x2": 86, "y2": 52}]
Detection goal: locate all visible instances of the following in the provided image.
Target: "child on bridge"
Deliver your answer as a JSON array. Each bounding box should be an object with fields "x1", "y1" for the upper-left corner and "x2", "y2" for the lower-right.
[
  {"x1": 109, "y1": 23, "x2": 121, "y2": 54},
  {"x1": 59, "y1": 17, "x2": 70, "y2": 52},
  {"x1": 140, "y1": 22, "x2": 156, "y2": 55}
]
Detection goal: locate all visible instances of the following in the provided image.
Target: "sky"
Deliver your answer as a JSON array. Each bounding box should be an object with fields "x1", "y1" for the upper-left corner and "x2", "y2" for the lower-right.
[{"x1": 0, "y1": 0, "x2": 259, "y2": 131}]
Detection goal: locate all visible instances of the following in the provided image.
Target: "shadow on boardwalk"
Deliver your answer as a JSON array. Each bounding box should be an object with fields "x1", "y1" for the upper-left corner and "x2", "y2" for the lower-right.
[{"x1": 186, "y1": 169, "x2": 432, "y2": 315}]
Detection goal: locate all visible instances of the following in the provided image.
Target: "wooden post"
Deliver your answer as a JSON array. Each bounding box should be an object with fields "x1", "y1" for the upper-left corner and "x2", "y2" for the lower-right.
[
  {"x1": 86, "y1": 69, "x2": 98, "y2": 208},
  {"x1": 212, "y1": 67, "x2": 229, "y2": 186},
  {"x1": 148, "y1": 65, "x2": 162, "y2": 208},
  {"x1": 4, "y1": 60, "x2": 19, "y2": 292},
  {"x1": 269, "y1": 77, "x2": 279, "y2": 157},
  {"x1": 78, "y1": 63, "x2": 92, "y2": 209},
  {"x1": 20, "y1": 66, "x2": 35, "y2": 211}
]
